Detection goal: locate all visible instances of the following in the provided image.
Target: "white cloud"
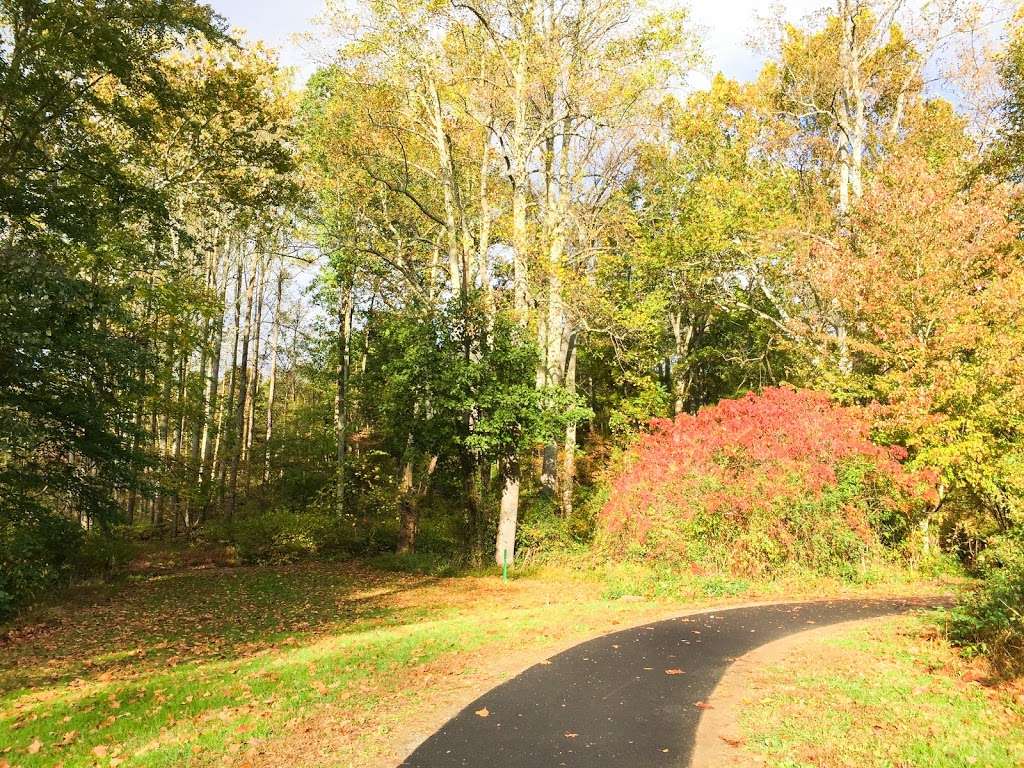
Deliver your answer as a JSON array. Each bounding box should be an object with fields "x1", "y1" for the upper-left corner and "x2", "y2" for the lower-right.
[
  {"x1": 209, "y1": 0, "x2": 834, "y2": 85},
  {"x1": 687, "y1": 0, "x2": 828, "y2": 80}
]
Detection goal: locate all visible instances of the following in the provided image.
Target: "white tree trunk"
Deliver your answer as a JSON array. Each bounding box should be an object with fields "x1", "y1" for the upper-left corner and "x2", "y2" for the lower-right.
[
  {"x1": 264, "y1": 262, "x2": 284, "y2": 484},
  {"x1": 495, "y1": 458, "x2": 520, "y2": 566}
]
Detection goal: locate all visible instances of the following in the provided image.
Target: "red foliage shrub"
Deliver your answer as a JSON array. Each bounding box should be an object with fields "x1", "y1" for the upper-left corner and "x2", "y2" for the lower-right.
[{"x1": 600, "y1": 387, "x2": 936, "y2": 571}]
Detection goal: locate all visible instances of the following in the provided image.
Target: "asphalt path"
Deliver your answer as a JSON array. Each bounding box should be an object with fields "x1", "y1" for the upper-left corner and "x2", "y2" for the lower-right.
[{"x1": 399, "y1": 597, "x2": 939, "y2": 768}]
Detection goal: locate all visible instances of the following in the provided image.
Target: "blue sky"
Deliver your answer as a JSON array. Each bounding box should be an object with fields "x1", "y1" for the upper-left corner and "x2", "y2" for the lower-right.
[{"x1": 205, "y1": 0, "x2": 827, "y2": 83}]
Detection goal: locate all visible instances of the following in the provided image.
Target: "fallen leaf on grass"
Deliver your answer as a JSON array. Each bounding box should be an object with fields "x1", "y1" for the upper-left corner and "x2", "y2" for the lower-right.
[
  {"x1": 962, "y1": 670, "x2": 987, "y2": 684},
  {"x1": 58, "y1": 730, "x2": 78, "y2": 746},
  {"x1": 475, "y1": 708, "x2": 489, "y2": 718},
  {"x1": 92, "y1": 744, "x2": 109, "y2": 757},
  {"x1": 27, "y1": 738, "x2": 42, "y2": 754}
]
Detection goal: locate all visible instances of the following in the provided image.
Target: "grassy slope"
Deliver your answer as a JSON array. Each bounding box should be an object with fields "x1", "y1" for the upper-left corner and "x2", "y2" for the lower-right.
[
  {"x1": 740, "y1": 614, "x2": 1024, "y2": 768},
  {"x1": 0, "y1": 558, "x2": 956, "y2": 768}
]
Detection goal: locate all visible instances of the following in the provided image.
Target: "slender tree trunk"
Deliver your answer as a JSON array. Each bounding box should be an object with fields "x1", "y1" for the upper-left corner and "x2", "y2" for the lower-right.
[
  {"x1": 462, "y1": 448, "x2": 484, "y2": 566},
  {"x1": 226, "y1": 260, "x2": 257, "y2": 520},
  {"x1": 396, "y1": 458, "x2": 417, "y2": 555},
  {"x1": 243, "y1": 258, "x2": 267, "y2": 489},
  {"x1": 497, "y1": 125, "x2": 529, "y2": 563},
  {"x1": 558, "y1": 334, "x2": 577, "y2": 517},
  {"x1": 156, "y1": 337, "x2": 175, "y2": 527},
  {"x1": 189, "y1": 315, "x2": 211, "y2": 525},
  {"x1": 264, "y1": 263, "x2": 284, "y2": 484},
  {"x1": 509, "y1": 18, "x2": 532, "y2": 319},
  {"x1": 172, "y1": 354, "x2": 186, "y2": 535},
  {"x1": 495, "y1": 456, "x2": 520, "y2": 566},
  {"x1": 425, "y1": 78, "x2": 465, "y2": 294},
  {"x1": 126, "y1": 367, "x2": 146, "y2": 525},
  {"x1": 200, "y1": 263, "x2": 227, "y2": 516},
  {"x1": 670, "y1": 311, "x2": 695, "y2": 415},
  {"x1": 334, "y1": 277, "x2": 352, "y2": 516},
  {"x1": 396, "y1": 452, "x2": 438, "y2": 555},
  {"x1": 216, "y1": 257, "x2": 244, "y2": 505}
]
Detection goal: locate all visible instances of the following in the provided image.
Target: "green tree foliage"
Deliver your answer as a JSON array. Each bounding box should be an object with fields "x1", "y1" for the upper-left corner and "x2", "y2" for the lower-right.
[
  {"x1": 621, "y1": 76, "x2": 798, "y2": 418},
  {"x1": 0, "y1": 1, "x2": 296, "y2": 614},
  {"x1": 0, "y1": 0, "x2": 224, "y2": 609}
]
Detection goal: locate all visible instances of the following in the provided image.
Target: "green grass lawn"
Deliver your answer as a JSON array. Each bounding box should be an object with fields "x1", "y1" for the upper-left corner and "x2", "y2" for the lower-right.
[
  {"x1": 740, "y1": 614, "x2": 1024, "y2": 768},
  {"x1": 0, "y1": 557, "x2": 969, "y2": 768},
  {"x1": 0, "y1": 560, "x2": 701, "y2": 768}
]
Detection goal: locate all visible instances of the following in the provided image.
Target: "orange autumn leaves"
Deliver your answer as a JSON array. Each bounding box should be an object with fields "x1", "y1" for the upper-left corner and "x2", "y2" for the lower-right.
[
  {"x1": 800, "y1": 152, "x2": 1024, "y2": 508},
  {"x1": 803, "y1": 154, "x2": 1020, "y2": 402}
]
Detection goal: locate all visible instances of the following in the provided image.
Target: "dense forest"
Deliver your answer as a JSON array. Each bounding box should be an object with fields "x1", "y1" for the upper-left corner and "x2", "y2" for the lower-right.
[{"x1": 1, "y1": 0, "x2": 1023, "y2": 673}]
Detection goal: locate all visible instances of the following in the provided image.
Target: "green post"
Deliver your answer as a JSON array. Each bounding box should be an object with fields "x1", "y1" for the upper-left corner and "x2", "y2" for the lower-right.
[{"x1": 502, "y1": 548, "x2": 509, "y2": 582}]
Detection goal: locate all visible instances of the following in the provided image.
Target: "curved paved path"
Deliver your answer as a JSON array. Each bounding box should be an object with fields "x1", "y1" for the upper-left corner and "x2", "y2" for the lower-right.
[{"x1": 399, "y1": 597, "x2": 940, "y2": 768}]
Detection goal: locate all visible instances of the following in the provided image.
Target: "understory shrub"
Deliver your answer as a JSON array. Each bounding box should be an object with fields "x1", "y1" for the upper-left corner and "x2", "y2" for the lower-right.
[
  {"x1": 0, "y1": 505, "x2": 83, "y2": 620},
  {"x1": 599, "y1": 387, "x2": 935, "y2": 578},
  {"x1": 203, "y1": 509, "x2": 363, "y2": 564},
  {"x1": 948, "y1": 528, "x2": 1024, "y2": 678},
  {"x1": 516, "y1": 492, "x2": 596, "y2": 561}
]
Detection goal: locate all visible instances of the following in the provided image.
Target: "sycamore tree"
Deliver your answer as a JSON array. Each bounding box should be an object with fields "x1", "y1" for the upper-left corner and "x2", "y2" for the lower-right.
[{"x1": 305, "y1": 0, "x2": 694, "y2": 563}]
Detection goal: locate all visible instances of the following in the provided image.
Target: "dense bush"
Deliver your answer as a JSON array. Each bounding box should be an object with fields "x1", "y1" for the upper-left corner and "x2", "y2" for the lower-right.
[
  {"x1": 203, "y1": 510, "x2": 365, "y2": 565},
  {"x1": 949, "y1": 528, "x2": 1024, "y2": 678},
  {"x1": 599, "y1": 387, "x2": 935, "y2": 577},
  {"x1": 515, "y1": 493, "x2": 597, "y2": 560},
  {"x1": 0, "y1": 506, "x2": 83, "y2": 619}
]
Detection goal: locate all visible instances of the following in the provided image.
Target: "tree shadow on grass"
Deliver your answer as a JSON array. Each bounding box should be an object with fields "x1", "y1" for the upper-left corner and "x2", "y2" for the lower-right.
[{"x1": 0, "y1": 560, "x2": 442, "y2": 696}]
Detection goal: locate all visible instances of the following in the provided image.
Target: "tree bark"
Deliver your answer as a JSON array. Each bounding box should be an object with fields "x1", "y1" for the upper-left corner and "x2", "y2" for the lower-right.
[
  {"x1": 495, "y1": 456, "x2": 520, "y2": 566},
  {"x1": 200, "y1": 255, "x2": 227, "y2": 509},
  {"x1": 216, "y1": 256, "x2": 244, "y2": 506},
  {"x1": 558, "y1": 333, "x2": 577, "y2": 517},
  {"x1": 243, "y1": 257, "x2": 267, "y2": 489},
  {"x1": 264, "y1": 261, "x2": 284, "y2": 484},
  {"x1": 334, "y1": 276, "x2": 353, "y2": 516},
  {"x1": 226, "y1": 259, "x2": 257, "y2": 520},
  {"x1": 396, "y1": 452, "x2": 438, "y2": 555}
]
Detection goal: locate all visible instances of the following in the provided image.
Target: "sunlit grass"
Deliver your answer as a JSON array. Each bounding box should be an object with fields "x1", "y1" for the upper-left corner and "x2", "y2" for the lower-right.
[
  {"x1": 0, "y1": 558, "x2": 963, "y2": 768},
  {"x1": 0, "y1": 561, "x2": 677, "y2": 767},
  {"x1": 741, "y1": 614, "x2": 1024, "y2": 768}
]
